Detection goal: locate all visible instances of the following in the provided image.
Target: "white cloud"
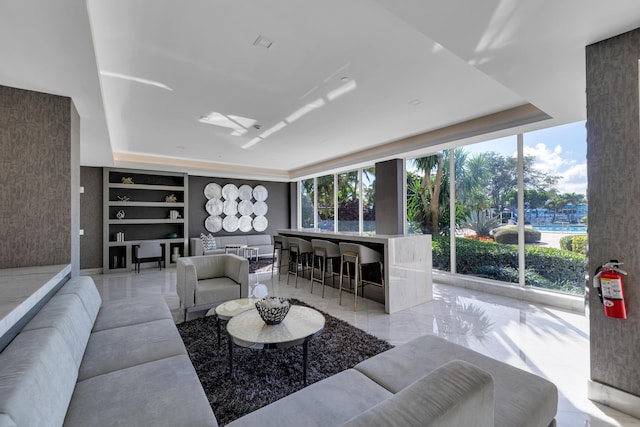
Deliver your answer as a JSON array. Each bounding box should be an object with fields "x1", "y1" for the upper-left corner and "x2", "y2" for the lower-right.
[
  {"x1": 522, "y1": 142, "x2": 587, "y2": 195},
  {"x1": 523, "y1": 143, "x2": 567, "y2": 174},
  {"x1": 559, "y1": 163, "x2": 588, "y2": 195}
]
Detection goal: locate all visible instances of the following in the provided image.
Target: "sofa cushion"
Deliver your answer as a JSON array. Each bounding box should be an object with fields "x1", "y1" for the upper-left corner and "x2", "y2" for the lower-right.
[
  {"x1": 78, "y1": 318, "x2": 187, "y2": 381},
  {"x1": 355, "y1": 334, "x2": 557, "y2": 427},
  {"x1": 64, "y1": 355, "x2": 218, "y2": 427},
  {"x1": 201, "y1": 233, "x2": 217, "y2": 250},
  {"x1": 342, "y1": 360, "x2": 494, "y2": 427},
  {"x1": 226, "y1": 369, "x2": 392, "y2": 427},
  {"x1": 22, "y1": 293, "x2": 94, "y2": 368},
  {"x1": 55, "y1": 276, "x2": 102, "y2": 321},
  {"x1": 0, "y1": 328, "x2": 78, "y2": 427},
  {"x1": 195, "y1": 277, "x2": 242, "y2": 305},
  {"x1": 92, "y1": 296, "x2": 173, "y2": 332}
]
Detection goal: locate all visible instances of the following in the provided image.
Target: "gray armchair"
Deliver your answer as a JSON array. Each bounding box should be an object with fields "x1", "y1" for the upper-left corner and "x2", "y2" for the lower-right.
[{"x1": 177, "y1": 254, "x2": 249, "y2": 321}]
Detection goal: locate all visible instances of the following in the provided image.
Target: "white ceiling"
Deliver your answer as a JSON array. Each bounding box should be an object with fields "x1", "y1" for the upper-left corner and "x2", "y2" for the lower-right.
[{"x1": 2, "y1": 1, "x2": 640, "y2": 181}]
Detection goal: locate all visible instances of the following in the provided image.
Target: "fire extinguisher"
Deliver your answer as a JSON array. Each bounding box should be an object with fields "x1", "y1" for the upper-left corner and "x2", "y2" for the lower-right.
[{"x1": 593, "y1": 260, "x2": 628, "y2": 319}]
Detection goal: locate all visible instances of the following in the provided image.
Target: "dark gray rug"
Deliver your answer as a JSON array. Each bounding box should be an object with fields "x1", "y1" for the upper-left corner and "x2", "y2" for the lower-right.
[
  {"x1": 177, "y1": 299, "x2": 393, "y2": 426},
  {"x1": 249, "y1": 258, "x2": 274, "y2": 273}
]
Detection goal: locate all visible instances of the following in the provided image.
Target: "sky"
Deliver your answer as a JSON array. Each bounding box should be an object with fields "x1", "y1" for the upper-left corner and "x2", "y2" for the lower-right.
[{"x1": 464, "y1": 120, "x2": 588, "y2": 196}]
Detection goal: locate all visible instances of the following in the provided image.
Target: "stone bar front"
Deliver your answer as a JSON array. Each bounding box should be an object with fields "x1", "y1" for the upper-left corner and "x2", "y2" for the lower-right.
[{"x1": 278, "y1": 229, "x2": 432, "y2": 314}]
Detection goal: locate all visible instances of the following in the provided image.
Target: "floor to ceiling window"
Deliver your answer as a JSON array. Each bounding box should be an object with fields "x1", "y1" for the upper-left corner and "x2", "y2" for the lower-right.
[
  {"x1": 298, "y1": 165, "x2": 375, "y2": 233},
  {"x1": 362, "y1": 166, "x2": 376, "y2": 233},
  {"x1": 407, "y1": 121, "x2": 587, "y2": 296},
  {"x1": 300, "y1": 178, "x2": 314, "y2": 229},
  {"x1": 316, "y1": 174, "x2": 335, "y2": 231},
  {"x1": 337, "y1": 170, "x2": 359, "y2": 232}
]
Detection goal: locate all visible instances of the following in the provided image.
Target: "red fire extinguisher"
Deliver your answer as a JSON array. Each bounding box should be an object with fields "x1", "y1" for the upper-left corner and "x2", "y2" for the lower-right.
[{"x1": 594, "y1": 261, "x2": 627, "y2": 319}]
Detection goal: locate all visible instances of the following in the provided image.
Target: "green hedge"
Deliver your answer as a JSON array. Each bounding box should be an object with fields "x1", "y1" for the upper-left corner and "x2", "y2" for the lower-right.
[
  {"x1": 493, "y1": 226, "x2": 541, "y2": 244},
  {"x1": 432, "y1": 236, "x2": 585, "y2": 294},
  {"x1": 559, "y1": 235, "x2": 588, "y2": 255}
]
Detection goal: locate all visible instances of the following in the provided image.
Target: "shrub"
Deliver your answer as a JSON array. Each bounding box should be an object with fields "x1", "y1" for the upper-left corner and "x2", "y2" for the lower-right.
[
  {"x1": 432, "y1": 235, "x2": 585, "y2": 294},
  {"x1": 464, "y1": 211, "x2": 501, "y2": 237},
  {"x1": 493, "y1": 226, "x2": 541, "y2": 244},
  {"x1": 559, "y1": 235, "x2": 588, "y2": 255}
]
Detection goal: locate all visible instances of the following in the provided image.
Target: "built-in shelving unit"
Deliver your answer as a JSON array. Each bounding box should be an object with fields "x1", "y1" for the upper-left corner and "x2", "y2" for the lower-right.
[{"x1": 103, "y1": 168, "x2": 189, "y2": 273}]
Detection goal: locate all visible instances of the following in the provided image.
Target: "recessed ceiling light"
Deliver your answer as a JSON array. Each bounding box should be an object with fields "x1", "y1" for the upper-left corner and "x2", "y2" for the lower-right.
[
  {"x1": 340, "y1": 76, "x2": 350, "y2": 82},
  {"x1": 408, "y1": 99, "x2": 422, "y2": 106},
  {"x1": 253, "y1": 35, "x2": 274, "y2": 49}
]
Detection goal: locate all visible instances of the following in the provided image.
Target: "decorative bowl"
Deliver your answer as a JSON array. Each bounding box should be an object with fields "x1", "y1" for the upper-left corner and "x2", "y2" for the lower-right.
[{"x1": 255, "y1": 297, "x2": 291, "y2": 325}]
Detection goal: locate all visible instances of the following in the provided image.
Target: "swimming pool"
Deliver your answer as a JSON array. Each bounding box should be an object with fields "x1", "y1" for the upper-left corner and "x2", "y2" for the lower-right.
[{"x1": 532, "y1": 225, "x2": 587, "y2": 233}]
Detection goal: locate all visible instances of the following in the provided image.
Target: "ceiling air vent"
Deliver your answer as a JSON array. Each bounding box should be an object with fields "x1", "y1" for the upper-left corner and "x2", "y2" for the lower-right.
[{"x1": 253, "y1": 35, "x2": 274, "y2": 49}]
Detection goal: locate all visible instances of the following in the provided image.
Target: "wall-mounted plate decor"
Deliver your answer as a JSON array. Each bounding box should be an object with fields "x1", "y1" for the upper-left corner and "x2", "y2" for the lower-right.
[
  {"x1": 253, "y1": 200, "x2": 268, "y2": 216},
  {"x1": 253, "y1": 215, "x2": 268, "y2": 232},
  {"x1": 222, "y1": 183, "x2": 239, "y2": 201},
  {"x1": 205, "y1": 216, "x2": 222, "y2": 233},
  {"x1": 205, "y1": 199, "x2": 223, "y2": 216},
  {"x1": 238, "y1": 200, "x2": 253, "y2": 216},
  {"x1": 204, "y1": 183, "x2": 222, "y2": 200},
  {"x1": 238, "y1": 215, "x2": 253, "y2": 232},
  {"x1": 238, "y1": 184, "x2": 253, "y2": 201},
  {"x1": 253, "y1": 185, "x2": 268, "y2": 202},
  {"x1": 223, "y1": 200, "x2": 238, "y2": 216},
  {"x1": 223, "y1": 215, "x2": 239, "y2": 232}
]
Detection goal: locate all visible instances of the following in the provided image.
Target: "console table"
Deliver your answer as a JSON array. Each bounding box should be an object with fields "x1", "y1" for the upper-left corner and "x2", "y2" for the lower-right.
[{"x1": 277, "y1": 230, "x2": 432, "y2": 314}]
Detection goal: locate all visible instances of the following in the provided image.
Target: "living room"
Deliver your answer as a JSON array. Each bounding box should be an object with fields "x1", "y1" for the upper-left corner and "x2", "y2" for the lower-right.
[{"x1": 3, "y1": 2, "x2": 640, "y2": 426}]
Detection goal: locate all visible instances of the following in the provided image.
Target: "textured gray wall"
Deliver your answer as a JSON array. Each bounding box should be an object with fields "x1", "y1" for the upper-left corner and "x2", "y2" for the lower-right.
[
  {"x1": 188, "y1": 175, "x2": 290, "y2": 243},
  {"x1": 80, "y1": 166, "x2": 103, "y2": 270},
  {"x1": 0, "y1": 85, "x2": 72, "y2": 268},
  {"x1": 375, "y1": 159, "x2": 404, "y2": 235},
  {"x1": 586, "y1": 28, "x2": 640, "y2": 396}
]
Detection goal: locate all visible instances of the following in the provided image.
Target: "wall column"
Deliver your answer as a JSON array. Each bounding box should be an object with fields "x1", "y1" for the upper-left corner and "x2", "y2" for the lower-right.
[
  {"x1": 0, "y1": 85, "x2": 79, "y2": 273},
  {"x1": 375, "y1": 159, "x2": 404, "y2": 235},
  {"x1": 586, "y1": 28, "x2": 640, "y2": 417}
]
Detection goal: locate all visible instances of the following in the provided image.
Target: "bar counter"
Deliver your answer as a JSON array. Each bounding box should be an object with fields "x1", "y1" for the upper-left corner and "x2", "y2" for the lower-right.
[{"x1": 277, "y1": 229, "x2": 432, "y2": 314}]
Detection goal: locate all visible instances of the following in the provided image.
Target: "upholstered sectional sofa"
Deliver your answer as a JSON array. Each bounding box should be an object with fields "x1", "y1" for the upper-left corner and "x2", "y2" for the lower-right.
[
  {"x1": 190, "y1": 234, "x2": 274, "y2": 259},
  {"x1": 228, "y1": 334, "x2": 558, "y2": 427},
  {"x1": 0, "y1": 275, "x2": 217, "y2": 427},
  {"x1": 0, "y1": 273, "x2": 558, "y2": 427}
]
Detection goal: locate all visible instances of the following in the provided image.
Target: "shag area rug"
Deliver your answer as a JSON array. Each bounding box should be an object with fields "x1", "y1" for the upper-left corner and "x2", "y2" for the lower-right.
[
  {"x1": 177, "y1": 299, "x2": 393, "y2": 426},
  {"x1": 248, "y1": 258, "x2": 274, "y2": 273}
]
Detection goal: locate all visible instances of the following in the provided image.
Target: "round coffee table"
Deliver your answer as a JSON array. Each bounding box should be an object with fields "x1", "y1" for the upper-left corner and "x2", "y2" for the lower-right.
[
  {"x1": 226, "y1": 305, "x2": 325, "y2": 385},
  {"x1": 207, "y1": 298, "x2": 257, "y2": 347}
]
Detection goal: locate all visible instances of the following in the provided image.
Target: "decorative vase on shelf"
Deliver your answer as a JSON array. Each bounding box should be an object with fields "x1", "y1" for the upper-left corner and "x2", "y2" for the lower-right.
[
  {"x1": 172, "y1": 247, "x2": 181, "y2": 262},
  {"x1": 116, "y1": 210, "x2": 125, "y2": 220}
]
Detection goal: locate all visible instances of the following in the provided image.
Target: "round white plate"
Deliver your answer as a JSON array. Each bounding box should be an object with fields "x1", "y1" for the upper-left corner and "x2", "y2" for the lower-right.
[
  {"x1": 205, "y1": 216, "x2": 222, "y2": 233},
  {"x1": 205, "y1": 199, "x2": 223, "y2": 216},
  {"x1": 253, "y1": 185, "x2": 268, "y2": 202},
  {"x1": 223, "y1": 215, "x2": 239, "y2": 232},
  {"x1": 223, "y1": 200, "x2": 238, "y2": 216},
  {"x1": 222, "y1": 183, "x2": 239, "y2": 201},
  {"x1": 253, "y1": 200, "x2": 268, "y2": 216},
  {"x1": 238, "y1": 215, "x2": 253, "y2": 232},
  {"x1": 238, "y1": 200, "x2": 254, "y2": 216},
  {"x1": 238, "y1": 184, "x2": 253, "y2": 201},
  {"x1": 204, "y1": 183, "x2": 222, "y2": 200},
  {"x1": 253, "y1": 215, "x2": 268, "y2": 232}
]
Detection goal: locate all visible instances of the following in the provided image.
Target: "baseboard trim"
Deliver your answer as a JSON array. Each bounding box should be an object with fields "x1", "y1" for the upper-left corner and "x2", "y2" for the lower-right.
[
  {"x1": 80, "y1": 268, "x2": 103, "y2": 275},
  {"x1": 434, "y1": 271, "x2": 586, "y2": 313},
  {"x1": 588, "y1": 379, "x2": 640, "y2": 419}
]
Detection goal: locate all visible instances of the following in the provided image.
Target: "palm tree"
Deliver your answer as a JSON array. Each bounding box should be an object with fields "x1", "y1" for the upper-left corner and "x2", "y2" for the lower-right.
[{"x1": 413, "y1": 153, "x2": 445, "y2": 234}]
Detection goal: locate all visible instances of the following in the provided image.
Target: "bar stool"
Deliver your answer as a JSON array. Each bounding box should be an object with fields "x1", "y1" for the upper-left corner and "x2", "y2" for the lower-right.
[
  {"x1": 287, "y1": 237, "x2": 313, "y2": 287},
  {"x1": 338, "y1": 242, "x2": 384, "y2": 310},
  {"x1": 310, "y1": 239, "x2": 341, "y2": 297},
  {"x1": 271, "y1": 235, "x2": 290, "y2": 280}
]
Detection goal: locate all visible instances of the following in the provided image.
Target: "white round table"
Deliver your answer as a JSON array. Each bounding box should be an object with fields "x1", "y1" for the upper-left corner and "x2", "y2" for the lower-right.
[
  {"x1": 226, "y1": 305, "x2": 325, "y2": 385},
  {"x1": 207, "y1": 298, "x2": 257, "y2": 347}
]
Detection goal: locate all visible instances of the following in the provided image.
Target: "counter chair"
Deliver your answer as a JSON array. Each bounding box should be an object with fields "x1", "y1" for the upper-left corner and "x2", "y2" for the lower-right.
[
  {"x1": 310, "y1": 239, "x2": 341, "y2": 297},
  {"x1": 287, "y1": 237, "x2": 313, "y2": 287},
  {"x1": 271, "y1": 235, "x2": 290, "y2": 280},
  {"x1": 338, "y1": 242, "x2": 384, "y2": 310}
]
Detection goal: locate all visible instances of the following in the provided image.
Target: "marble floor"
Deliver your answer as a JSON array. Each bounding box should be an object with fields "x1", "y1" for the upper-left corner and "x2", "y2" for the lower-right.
[{"x1": 90, "y1": 266, "x2": 640, "y2": 427}]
